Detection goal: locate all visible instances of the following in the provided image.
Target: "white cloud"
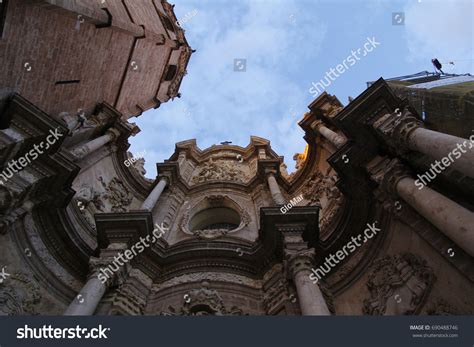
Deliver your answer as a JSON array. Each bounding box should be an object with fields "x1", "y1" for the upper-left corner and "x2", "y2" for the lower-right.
[
  {"x1": 131, "y1": 0, "x2": 327, "y2": 176},
  {"x1": 404, "y1": 0, "x2": 473, "y2": 73}
]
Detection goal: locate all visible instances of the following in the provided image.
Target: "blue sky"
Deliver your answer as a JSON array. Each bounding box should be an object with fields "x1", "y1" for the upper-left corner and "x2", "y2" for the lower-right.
[{"x1": 130, "y1": 0, "x2": 473, "y2": 177}]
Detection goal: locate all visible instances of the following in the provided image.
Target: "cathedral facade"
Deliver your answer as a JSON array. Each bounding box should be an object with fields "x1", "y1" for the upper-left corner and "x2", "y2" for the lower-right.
[{"x1": 0, "y1": 0, "x2": 473, "y2": 316}]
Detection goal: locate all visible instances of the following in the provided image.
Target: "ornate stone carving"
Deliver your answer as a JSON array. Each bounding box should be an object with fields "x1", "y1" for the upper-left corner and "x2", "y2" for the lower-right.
[
  {"x1": 180, "y1": 194, "x2": 251, "y2": 239},
  {"x1": 159, "y1": 281, "x2": 246, "y2": 316},
  {"x1": 363, "y1": 253, "x2": 435, "y2": 315},
  {"x1": 372, "y1": 106, "x2": 422, "y2": 148},
  {"x1": 75, "y1": 184, "x2": 104, "y2": 212},
  {"x1": 0, "y1": 186, "x2": 13, "y2": 234},
  {"x1": 425, "y1": 298, "x2": 465, "y2": 315},
  {"x1": 133, "y1": 158, "x2": 146, "y2": 176},
  {"x1": 98, "y1": 176, "x2": 133, "y2": 212},
  {"x1": 191, "y1": 157, "x2": 249, "y2": 184},
  {"x1": 367, "y1": 157, "x2": 412, "y2": 196},
  {"x1": 0, "y1": 272, "x2": 41, "y2": 315},
  {"x1": 302, "y1": 169, "x2": 344, "y2": 234},
  {"x1": 108, "y1": 283, "x2": 147, "y2": 315},
  {"x1": 285, "y1": 248, "x2": 315, "y2": 277},
  {"x1": 154, "y1": 272, "x2": 261, "y2": 291},
  {"x1": 263, "y1": 277, "x2": 290, "y2": 314}
]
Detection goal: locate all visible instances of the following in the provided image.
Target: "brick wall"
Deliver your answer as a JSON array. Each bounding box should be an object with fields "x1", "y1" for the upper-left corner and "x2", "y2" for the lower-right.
[{"x1": 0, "y1": 0, "x2": 191, "y2": 119}]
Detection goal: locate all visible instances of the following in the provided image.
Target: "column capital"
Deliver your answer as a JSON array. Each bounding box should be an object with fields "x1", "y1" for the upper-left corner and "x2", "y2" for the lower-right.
[
  {"x1": 89, "y1": 248, "x2": 129, "y2": 288},
  {"x1": 285, "y1": 248, "x2": 315, "y2": 277},
  {"x1": 373, "y1": 107, "x2": 423, "y2": 148},
  {"x1": 105, "y1": 127, "x2": 121, "y2": 141},
  {"x1": 366, "y1": 157, "x2": 412, "y2": 196},
  {"x1": 283, "y1": 233, "x2": 315, "y2": 277},
  {"x1": 265, "y1": 169, "x2": 278, "y2": 178},
  {"x1": 310, "y1": 119, "x2": 325, "y2": 132}
]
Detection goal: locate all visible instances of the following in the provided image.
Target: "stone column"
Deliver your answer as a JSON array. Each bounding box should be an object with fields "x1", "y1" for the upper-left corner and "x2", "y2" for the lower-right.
[
  {"x1": 368, "y1": 157, "x2": 474, "y2": 257},
  {"x1": 284, "y1": 235, "x2": 331, "y2": 315},
  {"x1": 311, "y1": 120, "x2": 347, "y2": 148},
  {"x1": 267, "y1": 172, "x2": 286, "y2": 205},
  {"x1": 140, "y1": 177, "x2": 168, "y2": 211},
  {"x1": 373, "y1": 110, "x2": 474, "y2": 178},
  {"x1": 70, "y1": 129, "x2": 119, "y2": 160},
  {"x1": 64, "y1": 273, "x2": 107, "y2": 316},
  {"x1": 64, "y1": 257, "x2": 115, "y2": 316},
  {"x1": 396, "y1": 176, "x2": 474, "y2": 256}
]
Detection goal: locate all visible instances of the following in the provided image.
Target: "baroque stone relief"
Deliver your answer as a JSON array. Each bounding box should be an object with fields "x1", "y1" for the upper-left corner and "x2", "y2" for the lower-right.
[
  {"x1": 158, "y1": 281, "x2": 246, "y2": 316},
  {"x1": 191, "y1": 157, "x2": 249, "y2": 184},
  {"x1": 263, "y1": 277, "x2": 290, "y2": 314},
  {"x1": 0, "y1": 272, "x2": 41, "y2": 315},
  {"x1": 98, "y1": 176, "x2": 134, "y2": 212},
  {"x1": 363, "y1": 253, "x2": 435, "y2": 315},
  {"x1": 302, "y1": 168, "x2": 344, "y2": 233}
]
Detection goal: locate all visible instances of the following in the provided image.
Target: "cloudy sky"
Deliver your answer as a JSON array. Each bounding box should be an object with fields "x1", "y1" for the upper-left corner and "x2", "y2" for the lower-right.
[{"x1": 129, "y1": 0, "x2": 473, "y2": 177}]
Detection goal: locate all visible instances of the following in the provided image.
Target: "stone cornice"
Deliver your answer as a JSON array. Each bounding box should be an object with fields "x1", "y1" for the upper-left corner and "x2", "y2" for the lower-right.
[{"x1": 94, "y1": 207, "x2": 319, "y2": 283}]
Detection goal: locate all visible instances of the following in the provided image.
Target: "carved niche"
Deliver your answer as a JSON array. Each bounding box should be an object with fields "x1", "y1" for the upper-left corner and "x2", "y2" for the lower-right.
[
  {"x1": 191, "y1": 157, "x2": 249, "y2": 184},
  {"x1": 180, "y1": 195, "x2": 251, "y2": 239},
  {"x1": 159, "y1": 281, "x2": 245, "y2": 316},
  {"x1": 363, "y1": 253, "x2": 435, "y2": 315},
  {"x1": 0, "y1": 272, "x2": 41, "y2": 315}
]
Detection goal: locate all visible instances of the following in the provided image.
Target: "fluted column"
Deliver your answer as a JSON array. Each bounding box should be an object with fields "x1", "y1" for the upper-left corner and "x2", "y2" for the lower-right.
[
  {"x1": 368, "y1": 157, "x2": 474, "y2": 257},
  {"x1": 311, "y1": 120, "x2": 347, "y2": 148},
  {"x1": 373, "y1": 110, "x2": 474, "y2": 178},
  {"x1": 141, "y1": 177, "x2": 168, "y2": 211},
  {"x1": 267, "y1": 172, "x2": 285, "y2": 205},
  {"x1": 284, "y1": 235, "x2": 331, "y2": 315},
  {"x1": 70, "y1": 129, "x2": 119, "y2": 160}
]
